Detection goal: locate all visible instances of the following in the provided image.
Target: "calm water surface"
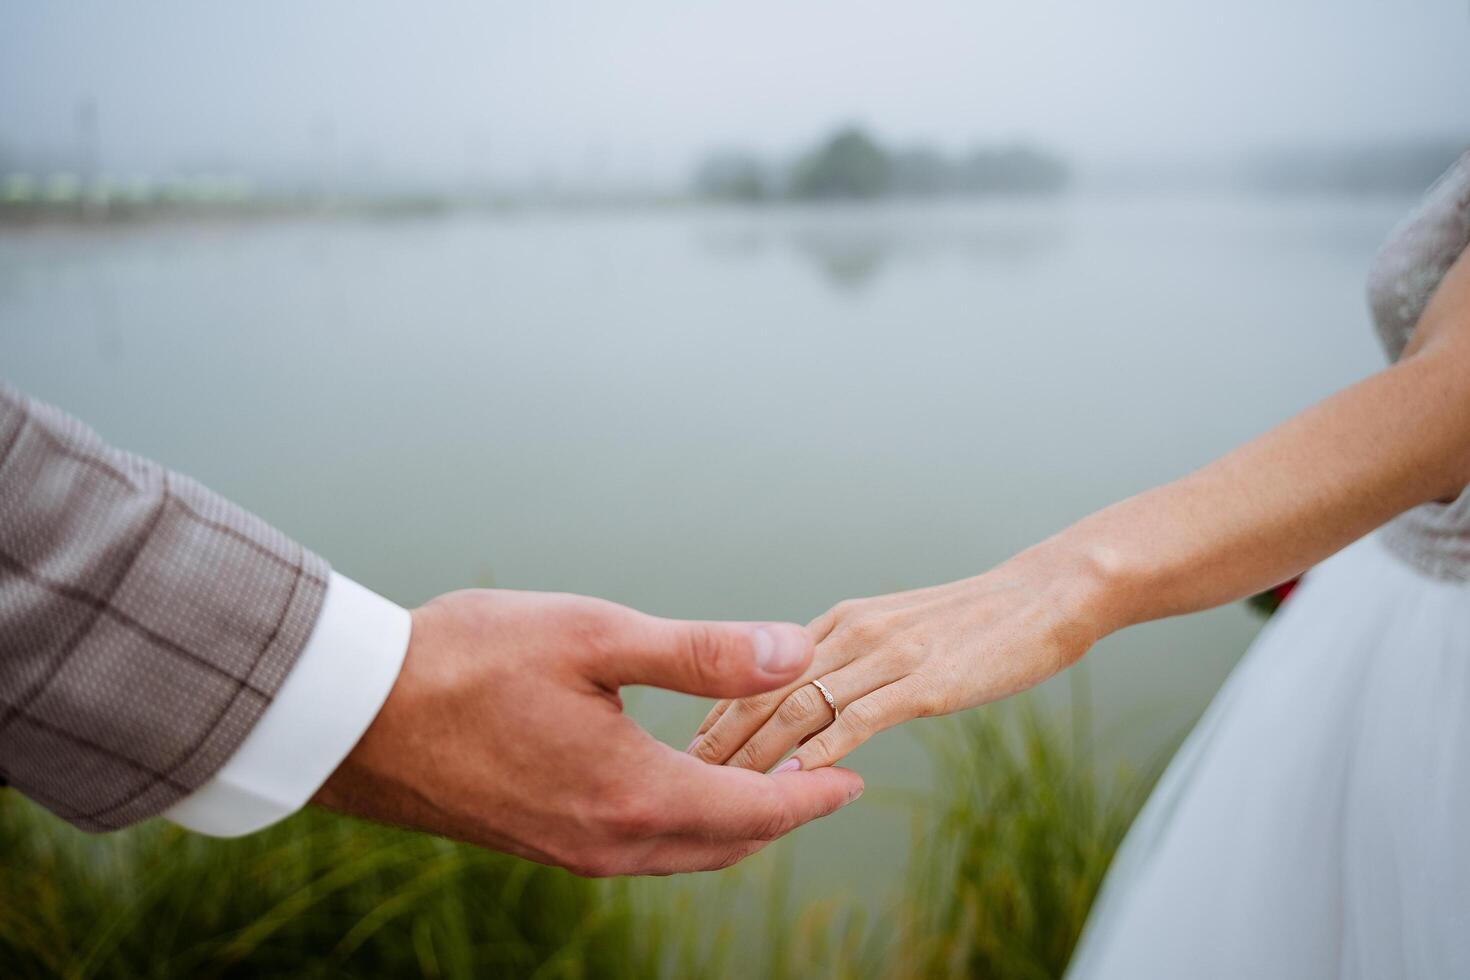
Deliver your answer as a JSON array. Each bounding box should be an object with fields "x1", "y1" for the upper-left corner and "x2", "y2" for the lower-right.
[{"x1": 0, "y1": 193, "x2": 1408, "y2": 910}]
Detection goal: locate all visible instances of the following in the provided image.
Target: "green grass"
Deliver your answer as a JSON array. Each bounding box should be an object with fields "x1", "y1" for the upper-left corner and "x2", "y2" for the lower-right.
[
  {"x1": 0, "y1": 687, "x2": 1162, "y2": 979},
  {"x1": 895, "y1": 686, "x2": 1161, "y2": 980},
  {"x1": 0, "y1": 799, "x2": 642, "y2": 980}
]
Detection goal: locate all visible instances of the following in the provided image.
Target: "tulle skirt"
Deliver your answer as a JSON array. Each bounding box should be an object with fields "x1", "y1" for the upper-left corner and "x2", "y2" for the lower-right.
[{"x1": 1066, "y1": 532, "x2": 1470, "y2": 979}]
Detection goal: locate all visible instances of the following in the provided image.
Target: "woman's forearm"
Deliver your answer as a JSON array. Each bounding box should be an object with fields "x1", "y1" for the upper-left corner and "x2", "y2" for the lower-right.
[
  {"x1": 1052, "y1": 309, "x2": 1470, "y2": 638},
  {"x1": 692, "y1": 253, "x2": 1470, "y2": 776}
]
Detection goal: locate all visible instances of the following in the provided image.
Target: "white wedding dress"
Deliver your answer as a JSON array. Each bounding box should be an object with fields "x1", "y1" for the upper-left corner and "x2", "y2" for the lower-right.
[{"x1": 1067, "y1": 151, "x2": 1470, "y2": 980}]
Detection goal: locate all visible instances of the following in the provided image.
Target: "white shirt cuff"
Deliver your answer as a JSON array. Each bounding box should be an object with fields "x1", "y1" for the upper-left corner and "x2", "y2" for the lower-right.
[{"x1": 162, "y1": 571, "x2": 412, "y2": 837}]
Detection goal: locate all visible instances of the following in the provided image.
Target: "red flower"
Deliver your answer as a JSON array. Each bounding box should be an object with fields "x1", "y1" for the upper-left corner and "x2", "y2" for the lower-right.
[{"x1": 1271, "y1": 578, "x2": 1300, "y2": 604}]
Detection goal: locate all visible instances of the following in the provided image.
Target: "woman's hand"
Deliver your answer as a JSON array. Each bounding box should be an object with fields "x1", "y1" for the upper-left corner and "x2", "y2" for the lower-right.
[
  {"x1": 687, "y1": 546, "x2": 1116, "y2": 773},
  {"x1": 688, "y1": 248, "x2": 1470, "y2": 777}
]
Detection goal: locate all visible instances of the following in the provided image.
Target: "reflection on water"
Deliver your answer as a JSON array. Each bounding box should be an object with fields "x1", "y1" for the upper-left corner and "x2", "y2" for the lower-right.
[
  {"x1": 694, "y1": 203, "x2": 1070, "y2": 289},
  {"x1": 0, "y1": 193, "x2": 1412, "y2": 909}
]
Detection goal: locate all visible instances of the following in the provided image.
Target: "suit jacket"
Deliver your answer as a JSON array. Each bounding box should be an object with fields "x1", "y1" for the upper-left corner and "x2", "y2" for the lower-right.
[{"x1": 0, "y1": 383, "x2": 327, "y2": 830}]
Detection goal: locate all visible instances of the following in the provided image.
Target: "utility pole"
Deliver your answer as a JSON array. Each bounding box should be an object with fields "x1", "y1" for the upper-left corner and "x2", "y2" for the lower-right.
[{"x1": 76, "y1": 96, "x2": 99, "y2": 185}]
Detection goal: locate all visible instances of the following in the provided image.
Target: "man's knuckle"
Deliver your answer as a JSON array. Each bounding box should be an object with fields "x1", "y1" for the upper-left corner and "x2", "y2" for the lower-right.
[
  {"x1": 564, "y1": 600, "x2": 626, "y2": 657},
  {"x1": 616, "y1": 805, "x2": 659, "y2": 839},
  {"x1": 752, "y1": 806, "x2": 792, "y2": 842},
  {"x1": 581, "y1": 857, "x2": 619, "y2": 878},
  {"x1": 680, "y1": 623, "x2": 728, "y2": 684},
  {"x1": 598, "y1": 787, "x2": 661, "y2": 838},
  {"x1": 563, "y1": 846, "x2": 616, "y2": 878},
  {"x1": 712, "y1": 844, "x2": 754, "y2": 871}
]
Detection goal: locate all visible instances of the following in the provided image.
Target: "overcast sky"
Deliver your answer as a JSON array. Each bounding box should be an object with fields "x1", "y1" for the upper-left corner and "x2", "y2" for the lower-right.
[{"x1": 2, "y1": 0, "x2": 1468, "y2": 186}]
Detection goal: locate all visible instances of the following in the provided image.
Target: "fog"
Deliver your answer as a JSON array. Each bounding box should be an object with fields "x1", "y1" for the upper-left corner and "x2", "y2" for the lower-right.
[{"x1": 2, "y1": 0, "x2": 1467, "y2": 189}]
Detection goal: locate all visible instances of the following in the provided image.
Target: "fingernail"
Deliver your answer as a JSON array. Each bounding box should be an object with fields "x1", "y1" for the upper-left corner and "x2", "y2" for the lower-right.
[
  {"x1": 847, "y1": 785, "x2": 864, "y2": 804},
  {"x1": 685, "y1": 736, "x2": 701, "y2": 754},
  {"x1": 753, "y1": 625, "x2": 805, "y2": 674},
  {"x1": 772, "y1": 757, "x2": 801, "y2": 775}
]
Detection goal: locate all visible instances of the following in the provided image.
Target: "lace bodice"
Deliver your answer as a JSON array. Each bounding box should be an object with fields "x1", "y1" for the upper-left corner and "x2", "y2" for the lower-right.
[{"x1": 1366, "y1": 150, "x2": 1470, "y2": 580}]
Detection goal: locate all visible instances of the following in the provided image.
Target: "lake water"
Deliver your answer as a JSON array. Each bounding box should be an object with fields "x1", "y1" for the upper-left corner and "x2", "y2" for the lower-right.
[{"x1": 0, "y1": 193, "x2": 1410, "y2": 913}]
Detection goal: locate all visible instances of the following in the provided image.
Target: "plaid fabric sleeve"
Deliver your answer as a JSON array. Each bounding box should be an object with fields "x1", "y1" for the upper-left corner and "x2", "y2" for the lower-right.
[{"x1": 0, "y1": 383, "x2": 328, "y2": 831}]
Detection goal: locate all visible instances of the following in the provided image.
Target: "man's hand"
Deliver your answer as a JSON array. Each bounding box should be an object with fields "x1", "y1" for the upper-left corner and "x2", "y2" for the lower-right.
[{"x1": 312, "y1": 589, "x2": 864, "y2": 876}]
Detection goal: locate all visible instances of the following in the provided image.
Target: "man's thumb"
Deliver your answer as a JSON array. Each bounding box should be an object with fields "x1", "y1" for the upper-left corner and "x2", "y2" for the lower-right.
[{"x1": 600, "y1": 616, "x2": 813, "y2": 697}]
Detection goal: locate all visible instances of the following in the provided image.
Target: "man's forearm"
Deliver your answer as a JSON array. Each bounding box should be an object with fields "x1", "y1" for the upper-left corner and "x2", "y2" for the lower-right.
[
  {"x1": 163, "y1": 572, "x2": 410, "y2": 836},
  {"x1": 0, "y1": 382, "x2": 344, "y2": 831}
]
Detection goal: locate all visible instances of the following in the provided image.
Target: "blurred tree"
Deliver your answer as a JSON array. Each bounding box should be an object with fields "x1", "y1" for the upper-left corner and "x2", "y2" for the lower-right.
[
  {"x1": 889, "y1": 146, "x2": 953, "y2": 196},
  {"x1": 693, "y1": 150, "x2": 770, "y2": 201},
  {"x1": 956, "y1": 145, "x2": 1070, "y2": 195},
  {"x1": 691, "y1": 128, "x2": 1072, "y2": 205},
  {"x1": 790, "y1": 127, "x2": 891, "y2": 200}
]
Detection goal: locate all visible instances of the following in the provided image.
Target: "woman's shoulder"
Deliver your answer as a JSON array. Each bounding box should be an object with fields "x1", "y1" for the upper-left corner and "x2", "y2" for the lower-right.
[{"x1": 1366, "y1": 150, "x2": 1470, "y2": 362}]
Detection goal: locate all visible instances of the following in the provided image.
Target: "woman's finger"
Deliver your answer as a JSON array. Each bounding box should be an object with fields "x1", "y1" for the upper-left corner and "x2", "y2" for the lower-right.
[
  {"x1": 689, "y1": 639, "x2": 858, "y2": 765},
  {"x1": 780, "y1": 674, "x2": 930, "y2": 771},
  {"x1": 688, "y1": 699, "x2": 732, "y2": 749},
  {"x1": 805, "y1": 606, "x2": 841, "y2": 646},
  {"x1": 688, "y1": 677, "x2": 805, "y2": 764},
  {"x1": 685, "y1": 607, "x2": 845, "y2": 756},
  {"x1": 723, "y1": 659, "x2": 897, "y2": 772}
]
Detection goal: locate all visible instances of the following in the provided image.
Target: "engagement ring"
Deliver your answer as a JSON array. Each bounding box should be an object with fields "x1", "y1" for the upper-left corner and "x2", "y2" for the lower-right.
[{"x1": 810, "y1": 679, "x2": 840, "y2": 722}]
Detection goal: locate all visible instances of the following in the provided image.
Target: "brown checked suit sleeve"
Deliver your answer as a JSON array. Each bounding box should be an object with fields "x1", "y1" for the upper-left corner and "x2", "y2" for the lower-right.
[{"x1": 0, "y1": 383, "x2": 328, "y2": 831}]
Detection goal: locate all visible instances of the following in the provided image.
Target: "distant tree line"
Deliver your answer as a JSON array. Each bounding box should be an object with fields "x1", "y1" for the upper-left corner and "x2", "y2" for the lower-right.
[{"x1": 694, "y1": 126, "x2": 1070, "y2": 202}]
